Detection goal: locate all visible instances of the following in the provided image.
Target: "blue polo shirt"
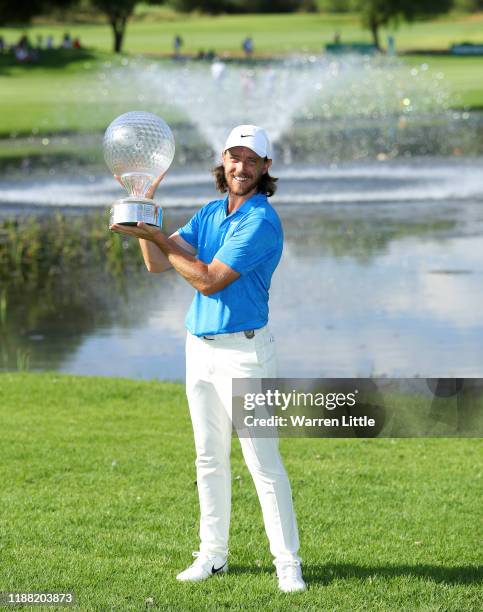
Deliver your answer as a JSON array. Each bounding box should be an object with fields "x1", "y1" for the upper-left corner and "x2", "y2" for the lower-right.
[{"x1": 177, "y1": 192, "x2": 283, "y2": 336}]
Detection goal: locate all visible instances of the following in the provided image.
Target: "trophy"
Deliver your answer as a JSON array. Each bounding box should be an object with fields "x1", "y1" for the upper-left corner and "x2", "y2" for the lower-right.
[{"x1": 104, "y1": 111, "x2": 175, "y2": 228}]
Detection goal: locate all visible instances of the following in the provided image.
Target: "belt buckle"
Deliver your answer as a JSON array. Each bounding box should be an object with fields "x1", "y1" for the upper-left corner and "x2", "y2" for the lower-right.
[{"x1": 244, "y1": 330, "x2": 255, "y2": 339}]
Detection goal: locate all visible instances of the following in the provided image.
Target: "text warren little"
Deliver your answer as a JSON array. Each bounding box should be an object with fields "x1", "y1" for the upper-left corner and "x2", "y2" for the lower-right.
[{"x1": 244, "y1": 415, "x2": 376, "y2": 427}]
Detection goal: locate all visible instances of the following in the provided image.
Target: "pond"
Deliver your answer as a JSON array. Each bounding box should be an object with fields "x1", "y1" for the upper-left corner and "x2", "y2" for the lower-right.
[{"x1": 2, "y1": 155, "x2": 483, "y2": 380}]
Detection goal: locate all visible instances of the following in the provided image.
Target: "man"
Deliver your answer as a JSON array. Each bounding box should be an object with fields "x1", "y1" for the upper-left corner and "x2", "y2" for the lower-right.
[{"x1": 110, "y1": 125, "x2": 306, "y2": 593}]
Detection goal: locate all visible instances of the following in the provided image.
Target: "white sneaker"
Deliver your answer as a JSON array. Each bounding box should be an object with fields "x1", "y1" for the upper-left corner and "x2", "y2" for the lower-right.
[
  {"x1": 275, "y1": 559, "x2": 307, "y2": 593},
  {"x1": 176, "y1": 551, "x2": 228, "y2": 582}
]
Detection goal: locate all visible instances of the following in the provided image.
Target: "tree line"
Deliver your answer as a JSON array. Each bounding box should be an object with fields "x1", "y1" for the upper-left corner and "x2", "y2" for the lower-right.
[{"x1": 0, "y1": 0, "x2": 476, "y2": 54}]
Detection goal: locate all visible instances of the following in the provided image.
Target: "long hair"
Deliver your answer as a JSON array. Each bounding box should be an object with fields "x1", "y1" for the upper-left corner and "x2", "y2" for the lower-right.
[{"x1": 212, "y1": 162, "x2": 278, "y2": 197}]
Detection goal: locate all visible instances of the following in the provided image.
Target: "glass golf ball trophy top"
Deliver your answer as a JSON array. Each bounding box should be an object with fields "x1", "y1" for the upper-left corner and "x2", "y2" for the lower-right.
[{"x1": 104, "y1": 111, "x2": 175, "y2": 228}]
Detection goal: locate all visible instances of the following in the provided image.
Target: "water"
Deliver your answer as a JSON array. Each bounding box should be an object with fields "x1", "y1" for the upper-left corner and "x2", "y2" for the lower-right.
[
  {"x1": 1, "y1": 156, "x2": 482, "y2": 210},
  {"x1": 2, "y1": 157, "x2": 483, "y2": 380},
  {"x1": 1, "y1": 55, "x2": 483, "y2": 380}
]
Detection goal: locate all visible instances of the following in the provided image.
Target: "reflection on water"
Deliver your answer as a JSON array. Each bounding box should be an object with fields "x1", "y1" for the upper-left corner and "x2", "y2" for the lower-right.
[
  {"x1": 1, "y1": 157, "x2": 483, "y2": 380},
  {"x1": 277, "y1": 225, "x2": 483, "y2": 378}
]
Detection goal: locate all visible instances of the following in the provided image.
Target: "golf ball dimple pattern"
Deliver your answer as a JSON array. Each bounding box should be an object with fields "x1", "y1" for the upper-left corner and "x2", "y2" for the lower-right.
[{"x1": 103, "y1": 111, "x2": 175, "y2": 176}]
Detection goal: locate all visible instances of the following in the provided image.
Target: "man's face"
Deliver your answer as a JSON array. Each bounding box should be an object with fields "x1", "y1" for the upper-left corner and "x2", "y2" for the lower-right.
[{"x1": 222, "y1": 146, "x2": 272, "y2": 196}]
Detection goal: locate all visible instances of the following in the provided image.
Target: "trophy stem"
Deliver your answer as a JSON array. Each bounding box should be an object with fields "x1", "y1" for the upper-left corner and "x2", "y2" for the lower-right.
[{"x1": 120, "y1": 172, "x2": 153, "y2": 197}]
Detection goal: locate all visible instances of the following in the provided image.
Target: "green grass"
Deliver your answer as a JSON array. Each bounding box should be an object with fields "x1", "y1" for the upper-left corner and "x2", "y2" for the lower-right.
[
  {"x1": 3, "y1": 10, "x2": 483, "y2": 55},
  {"x1": 0, "y1": 13, "x2": 482, "y2": 139},
  {"x1": 0, "y1": 50, "x2": 190, "y2": 137},
  {"x1": 0, "y1": 51, "x2": 481, "y2": 139},
  {"x1": 0, "y1": 372, "x2": 481, "y2": 611},
  {"x1": 406, "y1": 54, "x2": 483, "y2": 109}
]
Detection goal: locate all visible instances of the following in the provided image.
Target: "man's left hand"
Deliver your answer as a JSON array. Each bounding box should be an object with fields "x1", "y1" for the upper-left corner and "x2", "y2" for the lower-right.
[{"x1": 110, "y1": 222, "x2": 162, "y2": 242}]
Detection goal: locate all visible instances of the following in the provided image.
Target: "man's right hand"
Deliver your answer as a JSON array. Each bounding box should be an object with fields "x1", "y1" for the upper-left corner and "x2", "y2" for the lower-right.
[{"x1": 109, "y1": 221, "x2": 162, "y2": 240}]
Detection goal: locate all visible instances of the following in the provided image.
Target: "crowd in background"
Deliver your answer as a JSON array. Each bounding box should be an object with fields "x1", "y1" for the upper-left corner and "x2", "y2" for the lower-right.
[
  {"x1": 0, "y1": 32, "x2": 82, "y2": 62},
  {"x1": 0, "y1": 29, "x2": 255, "y2": 63},
  {"x1": 173, "y1": 34, "x2": 254, "y2": 59}
]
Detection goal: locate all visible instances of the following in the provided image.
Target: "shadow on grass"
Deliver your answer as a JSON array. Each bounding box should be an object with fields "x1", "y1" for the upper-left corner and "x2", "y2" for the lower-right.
[
  {"x1": 0, "y1": 48, "x2": 99, "y2": 74},
  {"x1": 229, "y1": 562, "x2": 482, "y2": 585}
]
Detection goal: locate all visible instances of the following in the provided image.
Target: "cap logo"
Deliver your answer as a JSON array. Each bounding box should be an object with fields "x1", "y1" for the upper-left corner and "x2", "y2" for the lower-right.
[{"x1": 240, "y1": 134, "x2": 253, "y2": 138}]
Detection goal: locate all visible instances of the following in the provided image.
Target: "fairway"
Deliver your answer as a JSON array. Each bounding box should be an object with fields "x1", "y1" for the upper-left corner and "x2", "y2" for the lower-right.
[
  {"x1": 2, "y1": 10, "x2": 483, "y2": 55},
  {"x1": 0, "y1": 373, "x2": 480, "y2": 610},
  {"x1": 1, "y1": 11, "x2": 483, "y2": 140},
  {"x1": 0, "y1": 52, "x2": 481, "y2": 140}
]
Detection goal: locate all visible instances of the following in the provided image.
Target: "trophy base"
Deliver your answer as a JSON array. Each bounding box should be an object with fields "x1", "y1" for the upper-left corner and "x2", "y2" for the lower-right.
[{"x1": 109, "y1": 197, "x2": 162, "y2": 228}]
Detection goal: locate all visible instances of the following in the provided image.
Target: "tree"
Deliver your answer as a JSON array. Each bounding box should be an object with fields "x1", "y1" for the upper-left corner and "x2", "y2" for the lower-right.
[
  {"x1": 90, "y1": 1, "x2": 169, "y2": 53},
  {"x1": 90, "y1": 0, "x2": 137, "y2": 53},
  {"x1": 355, "y1": 0, "x2": 454, "y2": 50},
  {"x1": 0, "y1": 0, "x2": 76, "y2": 25}
]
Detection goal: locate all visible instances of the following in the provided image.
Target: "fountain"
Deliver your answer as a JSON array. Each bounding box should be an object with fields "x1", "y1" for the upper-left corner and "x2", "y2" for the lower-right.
[
  {"x1": 0, "y1": 53, "x2": 481, "y2": 212},
  {"x1": 1, "y1": 54, "x2": 483, "y2": 380}
]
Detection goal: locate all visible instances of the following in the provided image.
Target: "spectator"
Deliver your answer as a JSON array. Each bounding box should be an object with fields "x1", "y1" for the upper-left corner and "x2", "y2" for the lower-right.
[
  {"x1": 0, "y1": 36, "x2": 5, "y2": 53},
  {"x1": 61, "y1": 32, "x2": 72, "y2": 49},
  {"x1": 387, "y1": 35, "x2": 395, "y2": 56},
  {"x1": 14, "y1": 34, "x2": 35, "y2": 62},
  {"x1": 242, "y1": 36, "x2": 253, "y2": 58},
  {"x1": 15, "y1": 46, "x2": 29, "y2": 62},
  {"x1": 173, "y1": 34, "x2": 183, "y2": 58},
  {"x1": 15, "y1": 37, "x2": 37, "y2": 62},
  {"x1": 17, "y1": 34, "x2": 30, "y2": 49},
  {"x1": 46, "y1": 35, "x2": 54, "y2": 50},
  {"x1": 36, "y1": 34, "x2": 43, "y2": 49},
  {"x1": 73, "y1": 37, "x2": 81, "y2": 49}
]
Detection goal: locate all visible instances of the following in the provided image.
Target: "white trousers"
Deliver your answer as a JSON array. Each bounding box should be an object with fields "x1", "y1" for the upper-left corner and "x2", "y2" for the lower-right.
[{"x1": 185, "y1": 325, "x2": 301, "y2": 564}]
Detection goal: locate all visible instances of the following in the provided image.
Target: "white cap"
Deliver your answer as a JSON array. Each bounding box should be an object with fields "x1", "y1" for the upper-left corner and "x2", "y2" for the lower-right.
[{"x1": 223, "y1": 124, "x2": 271, "y2": 158}]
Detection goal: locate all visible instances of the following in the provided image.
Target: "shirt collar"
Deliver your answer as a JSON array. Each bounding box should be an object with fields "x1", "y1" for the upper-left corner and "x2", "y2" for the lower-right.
[{"x1": 222, "y1": 192, "x2": 267, "y2": 219}]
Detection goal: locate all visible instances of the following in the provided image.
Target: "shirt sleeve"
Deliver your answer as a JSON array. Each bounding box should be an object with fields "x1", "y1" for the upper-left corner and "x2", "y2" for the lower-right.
[
  {"x1": 177, "y1": 209, "x2": 201, "y2": 249},
  {"x1": 214, "y1": 218, "x2": 280, "y2": 275}
]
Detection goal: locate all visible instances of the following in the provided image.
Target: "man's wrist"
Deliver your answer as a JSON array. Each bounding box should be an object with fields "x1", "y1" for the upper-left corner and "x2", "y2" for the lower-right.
[{"x1": 152, "y1": 229, "x2": 168, "y2": 251}]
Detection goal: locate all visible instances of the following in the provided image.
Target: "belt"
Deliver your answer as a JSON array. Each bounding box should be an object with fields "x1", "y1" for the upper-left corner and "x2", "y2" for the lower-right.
[{"x1": 202, "y1": 329, "x2": 256, "y2": 341}]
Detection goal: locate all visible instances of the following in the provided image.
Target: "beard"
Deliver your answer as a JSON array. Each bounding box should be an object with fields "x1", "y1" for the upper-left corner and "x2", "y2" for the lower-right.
[{"x1": 225, "y1": 171, "x2": 261, "y2": 196}]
